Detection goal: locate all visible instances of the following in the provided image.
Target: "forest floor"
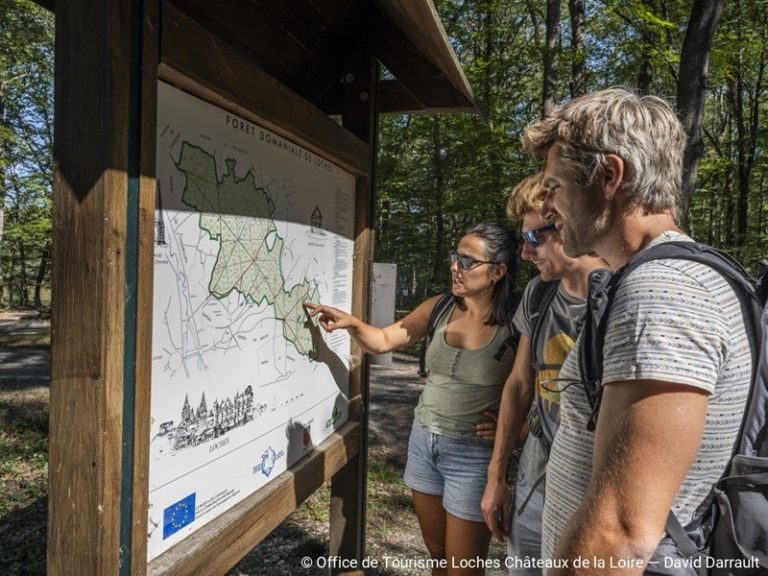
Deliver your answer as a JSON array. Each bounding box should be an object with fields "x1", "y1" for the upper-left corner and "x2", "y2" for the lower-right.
[{"x1": 0, "y1": 309, "x2": 509, "y2": 575}]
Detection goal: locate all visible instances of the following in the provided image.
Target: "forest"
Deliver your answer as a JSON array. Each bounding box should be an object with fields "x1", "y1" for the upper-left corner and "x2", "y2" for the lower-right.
[{"x1": 1, "y1": 0, "x2": 766, "y2": 309}]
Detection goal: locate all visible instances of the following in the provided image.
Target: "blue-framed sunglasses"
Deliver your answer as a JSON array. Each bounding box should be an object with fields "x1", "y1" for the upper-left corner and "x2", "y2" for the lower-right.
[
  {"x1": 522, "y1": 223, "x2": 557, "y2": 248},
  {"x1": 449, "y1": 250, "x2": 496, "y2": 271}
]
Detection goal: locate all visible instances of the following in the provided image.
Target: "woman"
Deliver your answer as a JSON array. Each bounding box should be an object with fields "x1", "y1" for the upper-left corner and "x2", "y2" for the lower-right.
[{"x1": 306, "y1": 222, "x2": 518, "y2": 575}]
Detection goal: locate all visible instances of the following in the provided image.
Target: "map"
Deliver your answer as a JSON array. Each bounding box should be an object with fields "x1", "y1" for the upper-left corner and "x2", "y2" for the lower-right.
[{"x1": 148, "y1": 82, "x2": 355, "y2": 561}]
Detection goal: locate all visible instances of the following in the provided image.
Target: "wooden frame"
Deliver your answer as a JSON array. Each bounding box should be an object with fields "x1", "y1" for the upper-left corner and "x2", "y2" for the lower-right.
[{"x1": 49, "y1": 1, "x2": 377, "y2": 575}]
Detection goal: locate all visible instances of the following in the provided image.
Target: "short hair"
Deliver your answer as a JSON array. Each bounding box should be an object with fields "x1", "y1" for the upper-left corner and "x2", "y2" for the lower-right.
[
  {"x1": 506, "y1": 172, "x2": 546, "y2": 221},
  {"x1": 521, "y1": 87, "x2": 687, "y2": 219}
]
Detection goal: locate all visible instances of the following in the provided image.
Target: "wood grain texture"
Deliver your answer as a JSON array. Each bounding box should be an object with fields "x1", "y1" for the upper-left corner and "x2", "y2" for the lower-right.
[
  {"x1": 48, "y1": 0, "x2": 133, "y2": 574},
  {"x1": 373, "y1": 0, "x2": 476, "y2": 106},
  {"x1": 130, "y1": 0, "x2": 161, "y2": 572},
  {"x1": 370, "y1": 4, "x2": 473, "y2": 112},
  {"x1": 167, "y1": 0, "x2": 310, "y2": 81},
  {"x1": 159, "y1": 2, "x2": 368, "y2": 176}
]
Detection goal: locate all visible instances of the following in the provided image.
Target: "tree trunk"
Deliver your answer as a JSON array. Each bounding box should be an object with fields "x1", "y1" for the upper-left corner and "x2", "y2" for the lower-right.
[
  {"x1": 17, "y1": 239, "x2": 29, "y2": 307},
  {"x1": 542, "y1": 0, "x2": 561, "y2": 117},
  {"x1": 568, "y1": 0, "x2": 587, "y2": 98},
  {"x1": 481, "y1": 0, "x2": 495, "y2": 113},
  {"x1": 732, "y1": 72, "x2": 749, "y2": 249},
  {"x1": 725, "y1": 164, "x2": 735, "y2": 247},
  {"x1": 725, "y1": 1, "x2": 766, "y2": 251},
  {"x1": 0, "y1": 94, "x2": 6, "y2": 307},
  {"x1": 677, "y1": 0, "x2": 724, "y2": 229},
  {"x1": 637, "y1": 0, "x2": 657, "y2": 92},
  {"x1": 34, "y1": 243, "x2": 50, "y2": 308},
  {"x1": 758, "y1": 172, "x2": 766, "y2": 245},
  {"x1": 707, "y1": 176, "x2": 717, "y2": 246},
  {"x1": 430, "y1": 117, "x2": 445, "y2": 294}
]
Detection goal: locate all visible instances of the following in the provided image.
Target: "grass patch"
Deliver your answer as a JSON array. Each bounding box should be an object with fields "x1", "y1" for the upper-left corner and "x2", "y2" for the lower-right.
[
  {"x1": 0, "y1": 332, "x2": 50, "y2": 348},
  {"x1": 0, "y1": 427, "x2": 48, "y2": 511},
  {"x1": 367, "y1": 462, "x2": 412, "y2": 520},
  {"x1": 0, "y1": 387, "x2": 49, "y2": 432},
  {"x1": 295, "y1": 483, "x2": 331, "y2": 524},
  {"x1": 367, "y1": 461, "x2": 404, "y2": 485},
  {"x1": 0, "y1": 388, "x2": 49, "y2": 576}
]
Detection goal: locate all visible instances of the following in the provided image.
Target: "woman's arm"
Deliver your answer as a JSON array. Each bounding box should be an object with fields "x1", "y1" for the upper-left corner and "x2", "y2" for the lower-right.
[{"x1": 304, "y1": 294, "x2": 444, "y2": 355}]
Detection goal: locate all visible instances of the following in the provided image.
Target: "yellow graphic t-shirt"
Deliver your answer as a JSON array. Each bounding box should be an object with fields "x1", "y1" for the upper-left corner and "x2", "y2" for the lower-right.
[{"x1": 512, "y1": 277, "x2": 586, "y2": 445}]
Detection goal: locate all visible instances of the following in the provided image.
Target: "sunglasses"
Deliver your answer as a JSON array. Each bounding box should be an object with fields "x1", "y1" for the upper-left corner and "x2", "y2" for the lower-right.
[
  {"x1": 449, "y1": 250, "x2": 496, "y2": 271},
  {"x1": 522, "y1": 223, "x2": 557, "y2": 248}
]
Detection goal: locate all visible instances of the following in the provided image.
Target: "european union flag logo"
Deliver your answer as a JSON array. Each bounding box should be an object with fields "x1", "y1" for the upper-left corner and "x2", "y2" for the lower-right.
[{"x1": 163, "y1": 493, "x2": 196, "y2": 539}]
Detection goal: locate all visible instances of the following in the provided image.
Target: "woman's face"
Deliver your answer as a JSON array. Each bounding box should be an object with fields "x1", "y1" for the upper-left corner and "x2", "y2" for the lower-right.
[{"x1": 450, "y1": 234, "x2": 501, "y2": 298}]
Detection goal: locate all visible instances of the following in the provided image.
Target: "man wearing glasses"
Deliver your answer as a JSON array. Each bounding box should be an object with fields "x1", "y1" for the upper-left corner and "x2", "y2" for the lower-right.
[
  {"x1": 481, "y1": 173, "x2": 604, "y2": 575},
  {"x1": 522, "y1": 88, "x2": 751, "y2": 575}
]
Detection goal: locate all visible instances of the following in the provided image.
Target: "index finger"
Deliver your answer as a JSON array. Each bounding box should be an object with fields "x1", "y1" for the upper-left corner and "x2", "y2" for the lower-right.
[{"x1": 303, "y1": 302, "x2": 324, "y2": 316}]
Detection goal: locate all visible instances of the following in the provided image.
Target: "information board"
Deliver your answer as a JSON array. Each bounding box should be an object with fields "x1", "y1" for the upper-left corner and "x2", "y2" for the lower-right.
[{"x1": 148, "y1": 82, "x2": 355, "y2": 560}]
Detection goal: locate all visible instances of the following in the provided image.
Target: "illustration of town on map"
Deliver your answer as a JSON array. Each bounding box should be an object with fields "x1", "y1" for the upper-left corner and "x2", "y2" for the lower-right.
[{"x1": 148, "y1": 82, "x2": 356, "y2": 560}]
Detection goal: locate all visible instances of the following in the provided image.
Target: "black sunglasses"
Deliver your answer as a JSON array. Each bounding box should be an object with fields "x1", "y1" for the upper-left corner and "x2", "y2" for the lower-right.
[
  {"x1": 522, "y1": 223, "x2": 557, "y2": 248},
  {"x1": 449, "y1": 250, "x2": 495, "y2": 271}
]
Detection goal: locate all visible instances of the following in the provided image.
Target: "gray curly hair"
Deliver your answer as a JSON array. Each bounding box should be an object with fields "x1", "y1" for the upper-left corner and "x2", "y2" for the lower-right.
[{"x1": 521, "y1": 87, "x2": 687, "y2": 220}]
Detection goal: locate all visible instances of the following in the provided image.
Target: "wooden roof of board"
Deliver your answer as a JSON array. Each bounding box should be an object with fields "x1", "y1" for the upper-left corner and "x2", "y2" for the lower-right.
[{"x1": 37, "y1": 0, "x2": 482, "y2": 116}]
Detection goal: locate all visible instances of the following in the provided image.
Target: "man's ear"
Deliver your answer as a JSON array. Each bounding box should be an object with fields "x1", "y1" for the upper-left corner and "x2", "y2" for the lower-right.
[{"x1": 601, "y1": 154, "x2": 624, "y2": 201}]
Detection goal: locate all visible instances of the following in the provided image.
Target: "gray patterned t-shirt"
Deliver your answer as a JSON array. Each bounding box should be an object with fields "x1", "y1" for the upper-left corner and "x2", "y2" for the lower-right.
[{"x1": 541, "y1": 232, "x2": 752, "y2": 560}]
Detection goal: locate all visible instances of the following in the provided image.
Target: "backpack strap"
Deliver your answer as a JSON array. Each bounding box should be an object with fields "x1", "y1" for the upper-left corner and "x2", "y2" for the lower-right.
[
  {"x1": 664, "y1": 513, "x2": 704, "y2": 567},
  {"x1": 418, "y1": 293, "x2": 454, "y2": 377},
  {"x1": 579, "y1": 267, "x2": 617, "y2": 431},
  {"x1": 581, "y1": 241, "x2": 764, "y2": 565},
  {"x1": 529, "y1": 280, "x2": 561, "y2": 370},
  {"x1": 581, "y1": 240, "x2": 761, "y2": 431},
  {"x1": 524, "y1": 280, "x2": 561, "y2": 451},
  {"x1": 493, "y1": 289, "x2": 524, "y2": 361},
  {"x1": 757, "y1": 260, "x2": 768, "y2": 307}
]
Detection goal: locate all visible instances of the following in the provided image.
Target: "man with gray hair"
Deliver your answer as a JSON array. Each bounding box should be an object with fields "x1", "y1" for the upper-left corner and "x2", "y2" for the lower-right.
[{"x1": 522, "y1": 87, "x2": 751, "y2": 574}]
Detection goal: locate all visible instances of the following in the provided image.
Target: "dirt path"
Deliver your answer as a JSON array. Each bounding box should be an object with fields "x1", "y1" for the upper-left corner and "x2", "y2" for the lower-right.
[{"x1": 0, "y1": 310, "x2": 50, "y2": 385}]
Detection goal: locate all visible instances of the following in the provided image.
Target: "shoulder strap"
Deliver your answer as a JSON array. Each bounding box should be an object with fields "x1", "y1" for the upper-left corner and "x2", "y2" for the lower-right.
[
  {"x1": 493, "y1": 289, "x2": 525, "y2": 361},
  {"x1": 418, "y1": 294, "x2": 454, "y2": 377},
  {"x1": 757, "y1": 260, "x2": 768, "y2": 306},
  {"x1": 525, "y1": 279, "x2": 566, "y2": 452},
  {"x1": 529, "y1": 279, "x2": 560, "y2": 368},
  {"x1": 580, "y1": 240, "x2": 761, "y2": 431}
]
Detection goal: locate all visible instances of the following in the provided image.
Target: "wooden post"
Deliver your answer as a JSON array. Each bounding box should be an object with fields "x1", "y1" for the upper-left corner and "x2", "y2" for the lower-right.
[
  {"x1": 48, "y1": 0, "x2": 152, "y2": 574},
  {"x1": 49, "y1": 2, "x2": 382, "y2": 574},
  {"x1": 131, "y1": 0, "x2": 161, "y2": 573},
  {"x1": 329, "y1": 21, "x2": 380, "y2": 574}
]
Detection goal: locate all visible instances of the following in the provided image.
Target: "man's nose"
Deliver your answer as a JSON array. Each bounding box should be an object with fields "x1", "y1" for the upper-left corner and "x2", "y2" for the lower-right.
[
  {"x1": 540, "y1": 189, "x2": 559, "y2": 221},
  {"x1": 521, "y1": 241, "x2": 535, "y2": 261}
]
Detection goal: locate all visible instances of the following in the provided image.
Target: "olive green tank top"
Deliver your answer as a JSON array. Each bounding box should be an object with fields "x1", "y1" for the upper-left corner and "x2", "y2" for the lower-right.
[{"x1": 414, "y1": 303, "x2": 516, "y2": 438}]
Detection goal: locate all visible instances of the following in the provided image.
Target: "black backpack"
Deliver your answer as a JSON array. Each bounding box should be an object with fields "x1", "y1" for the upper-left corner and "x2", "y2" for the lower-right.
[
  {"x1": 580, "y1": 241, "x2": 768, "y2": 575},
  {"x1": 418, "y1": 291, "x2": 523, "y2": 377}
]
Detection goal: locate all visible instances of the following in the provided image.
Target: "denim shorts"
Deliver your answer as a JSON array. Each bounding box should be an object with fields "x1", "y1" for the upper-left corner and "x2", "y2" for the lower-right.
[{"x1": 404, "y1": 422, "x2": 494, "y2": 523}]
